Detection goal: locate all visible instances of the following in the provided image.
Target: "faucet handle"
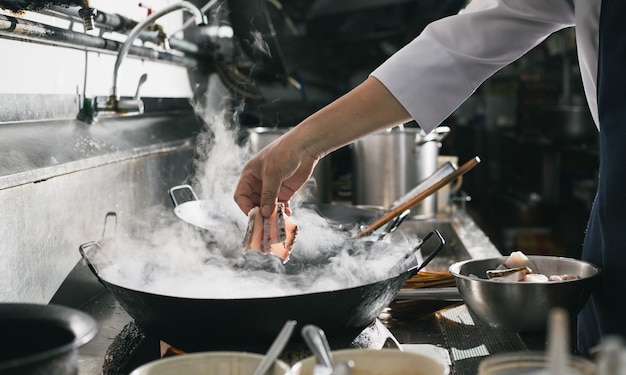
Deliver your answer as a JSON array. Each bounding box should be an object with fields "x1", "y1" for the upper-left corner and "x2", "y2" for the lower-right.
[
  {"x1": 101, "y1": 73, "x2": 147, "y2": 115},
  {"x1": 91, "y1": 74, "x2": 146, "y2": 119},
  {"x1": 134, "y1": 73, "x2": 148, "y2": 100}
]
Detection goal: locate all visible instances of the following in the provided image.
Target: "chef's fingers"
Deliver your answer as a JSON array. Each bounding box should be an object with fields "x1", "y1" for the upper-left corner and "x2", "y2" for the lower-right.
[
  {"x1": 260, "y1": 177, "x2": 281, "y2": 218},
  {"x1": 260, "y1": 162, "x2": 306, "y2": 217},
  {"x1": 234, "y1": 174, "x2": 261, "y2": 215},
  {"x1": 234, "y1": 156, "x2": 266, "y2": 215},
  {"x1": 283, "y1": 200, "x2": 292, "y2": 216}
]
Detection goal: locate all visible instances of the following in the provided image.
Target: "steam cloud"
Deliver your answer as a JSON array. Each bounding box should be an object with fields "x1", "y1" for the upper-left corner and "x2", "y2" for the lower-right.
[{"x1": 90, "y1": 75, "x2": 420, "y2": 300}]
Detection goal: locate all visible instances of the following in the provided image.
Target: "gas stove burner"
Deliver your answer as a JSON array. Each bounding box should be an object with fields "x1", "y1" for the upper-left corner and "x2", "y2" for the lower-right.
[{"x1": 102, "y1": 319, "x2": 401, "y2": 375}]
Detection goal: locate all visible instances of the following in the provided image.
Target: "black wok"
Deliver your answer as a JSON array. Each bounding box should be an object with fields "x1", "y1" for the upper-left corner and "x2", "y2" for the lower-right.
[{"x1": 79, "y1": 213, "x2": 444, "y2": 352}]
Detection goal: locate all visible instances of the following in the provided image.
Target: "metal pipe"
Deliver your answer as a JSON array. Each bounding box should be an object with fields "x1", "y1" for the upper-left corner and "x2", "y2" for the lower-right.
[
  {"x1": 48, "y1": 5, "x2": 136, "y2": 33},
  {"x1": 46, "y1": 6, "x2": 200, "y2": 55},
  {"x1": 0, "y1": 14, "x2": 200, "y2": 68},
  {"x1": 78, "y1": 0, "x2": 95, "y2": 31},
  {"x1": 111, "y1": 1, "x2": 208, "y2": 98}
]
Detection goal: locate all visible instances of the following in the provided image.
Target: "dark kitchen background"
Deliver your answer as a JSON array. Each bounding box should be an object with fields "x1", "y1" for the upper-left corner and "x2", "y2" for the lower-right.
[{"x1": 232, "y1": 0, "x2": 598, "y2": 259}]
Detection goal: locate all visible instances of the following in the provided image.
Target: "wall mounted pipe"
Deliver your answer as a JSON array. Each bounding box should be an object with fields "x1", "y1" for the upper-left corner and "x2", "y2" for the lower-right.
[
  {"x1": 48, "y1": 5, "x2": 137, "y2": 33},
  {"x1": 0, "y1": 14, "x2": 202, "y2": 68},
  {"x1": 111, "y1": 1, "x2": 208, "y2": 98}
]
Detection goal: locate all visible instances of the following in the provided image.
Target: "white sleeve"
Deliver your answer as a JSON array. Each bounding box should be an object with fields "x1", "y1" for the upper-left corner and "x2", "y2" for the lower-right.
[{"x1": 370, "y1": 0, "x2": 575, "y2": 133}]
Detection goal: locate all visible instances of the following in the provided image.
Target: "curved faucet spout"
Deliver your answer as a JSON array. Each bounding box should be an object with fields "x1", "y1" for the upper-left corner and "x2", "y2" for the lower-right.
[{"x1": 111, "y1": 1, "x2": 208, "y2": 99}]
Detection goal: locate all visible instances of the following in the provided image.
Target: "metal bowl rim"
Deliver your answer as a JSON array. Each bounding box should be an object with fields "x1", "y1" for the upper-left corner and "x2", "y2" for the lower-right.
[{"x1": 448, "y1": 255, "x2": 601, "y2": 284}]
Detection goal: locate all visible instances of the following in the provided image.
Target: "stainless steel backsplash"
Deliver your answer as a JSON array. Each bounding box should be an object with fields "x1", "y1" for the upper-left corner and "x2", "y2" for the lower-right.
[{"x1": 0, "y1": 112, "x2": 200, "y2": 303}]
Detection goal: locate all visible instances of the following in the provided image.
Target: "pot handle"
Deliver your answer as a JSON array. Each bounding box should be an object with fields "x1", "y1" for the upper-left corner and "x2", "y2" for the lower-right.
[
  {"x1": 168, "y1": 184, "x2": 199, "y2": 207},
  {"x1": 409, "y1": 229, "x2": 445, "y2": 274},
  {"x1": 417, "y1": 125, "x2": 450, "y2": 145}
]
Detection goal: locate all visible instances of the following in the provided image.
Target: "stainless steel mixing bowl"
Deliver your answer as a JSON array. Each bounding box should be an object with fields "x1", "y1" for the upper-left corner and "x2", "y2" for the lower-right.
[{"x1": 449, "y1": 255, "x2": 601, "y2": 332}]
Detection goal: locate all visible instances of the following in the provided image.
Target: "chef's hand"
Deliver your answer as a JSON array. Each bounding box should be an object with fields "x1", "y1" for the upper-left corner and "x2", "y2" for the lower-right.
[
  {"x1": 234, "y1": 77, "x2": 412, "y2": 217},
  {"x1": 234, "y1": 134, "x2": 318, "y2": 217}
]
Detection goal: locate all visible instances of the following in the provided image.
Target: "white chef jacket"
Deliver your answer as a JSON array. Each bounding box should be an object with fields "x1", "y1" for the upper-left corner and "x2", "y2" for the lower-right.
[{"x1": 371, "y1": 0, "x2": 601, "y2": 133}]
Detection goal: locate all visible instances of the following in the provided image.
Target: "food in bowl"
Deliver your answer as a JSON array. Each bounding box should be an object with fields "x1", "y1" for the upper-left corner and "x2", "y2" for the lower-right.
[
  {"x1": 484, "y1": 251, "x2": 580, "y2": 282},
  {"x1": 291, "y1": 348, "x2": 448, "y2": 375},
  {"x1": 128, "y1": 351, "x2": 291, "y2": 375},
  {"x1": 449, "y1": 255, "x2": 600, "y2": 332}
]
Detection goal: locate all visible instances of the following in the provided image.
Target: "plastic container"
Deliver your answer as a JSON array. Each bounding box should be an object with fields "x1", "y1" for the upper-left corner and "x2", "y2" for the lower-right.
[
  {"x1": 129, "y1": 352, "x2": 291, "y2": 375},
  {"x1": 478, "y1": 352, "x2": 597, "y2": 375},
  {"x1": 291, "y1": 348, "x2": 448, "y2": 375}
]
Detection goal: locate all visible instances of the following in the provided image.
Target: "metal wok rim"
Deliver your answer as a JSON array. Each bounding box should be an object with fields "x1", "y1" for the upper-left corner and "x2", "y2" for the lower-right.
[{"x1": 95, "y1": 258, "x2": 413, "y2": 301}]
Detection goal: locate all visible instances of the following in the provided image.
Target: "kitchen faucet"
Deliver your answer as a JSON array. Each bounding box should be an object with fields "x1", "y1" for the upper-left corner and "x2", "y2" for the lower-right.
[{"x1": 93, "y1": 1, "x2": 208, "y2": 118}]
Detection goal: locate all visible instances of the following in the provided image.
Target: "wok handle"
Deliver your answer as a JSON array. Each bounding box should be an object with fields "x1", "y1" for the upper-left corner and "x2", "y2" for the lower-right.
[
  {"x1": 78, "y1": 241, "x2": 103, "y2": 280},
  {"x1": 409, "y1": 229, "x2": 445, "y2": 274},
  {"x1": 78, "y1": 212, "x2": 118, "y2": 281},
  {"x1": 168, "y1": 184, "x2": 199, "y2": 207}
]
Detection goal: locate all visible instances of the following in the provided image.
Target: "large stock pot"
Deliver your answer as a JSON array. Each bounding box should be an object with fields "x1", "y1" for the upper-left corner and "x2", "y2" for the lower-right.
[{"x1": 352, "y1": 125, "x2": 449, "y2": 219}]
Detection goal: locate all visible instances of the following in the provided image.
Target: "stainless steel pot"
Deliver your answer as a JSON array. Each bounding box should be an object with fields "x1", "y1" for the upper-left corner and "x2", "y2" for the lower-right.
[
  {"x1": 351, "y1": 126, "x2": 449, "y2": 219},
  {"x1": 247, "y1": 127, "x2": 332, "y2": 203}
]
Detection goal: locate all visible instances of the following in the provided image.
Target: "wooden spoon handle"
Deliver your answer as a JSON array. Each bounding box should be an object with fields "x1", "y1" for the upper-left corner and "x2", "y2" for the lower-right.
[{"x1": 355, "y1": 156, "x2": 481, "y2": 238}]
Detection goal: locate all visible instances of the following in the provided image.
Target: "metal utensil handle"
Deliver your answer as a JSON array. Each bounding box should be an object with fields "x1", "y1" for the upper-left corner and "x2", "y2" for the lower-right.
[
  {"x1": 168, "y1": 184, "x2": 199, "y2": 207},
  {"x1": 251, "y1": 320, "x2": 297, "y2": 375},
  {"x1": 410, "y1": 229, "x2": 446, "y2": 273},
  {"x1": 331, "y1": 360, "x2": 355, "y2": 375},
  {"x1": 302, "y1": 324, "x2": 335, "y2": 369},
  {"x1": 377, "y1": 209, "x2": 411, "y2": 241},
  {"x1": 395, "y1": 287, "x2": 462, "y2": 301}
]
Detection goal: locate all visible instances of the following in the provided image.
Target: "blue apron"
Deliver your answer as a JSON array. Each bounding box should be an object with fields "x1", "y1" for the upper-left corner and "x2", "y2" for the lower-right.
[{"x1": 577, "y1": 0, "x2": 626, "y2": 355}]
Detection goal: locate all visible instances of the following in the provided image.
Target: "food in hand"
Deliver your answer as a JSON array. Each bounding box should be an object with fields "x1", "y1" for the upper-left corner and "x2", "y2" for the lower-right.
[{"x1": 242, "y1": 202, "x2": 298, "y2": 262}]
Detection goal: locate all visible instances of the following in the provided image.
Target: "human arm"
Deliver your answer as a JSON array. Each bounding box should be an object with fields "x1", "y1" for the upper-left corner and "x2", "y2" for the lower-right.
[
  {"x1": 234, "y1": 76, "x2": 410, "y2": 217},
  {"x1": 373, "y1": 0, "x2": 575, "y2": 132}
]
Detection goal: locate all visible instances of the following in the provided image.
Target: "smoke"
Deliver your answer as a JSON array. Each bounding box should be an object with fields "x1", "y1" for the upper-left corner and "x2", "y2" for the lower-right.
[
  {"x1": 249, "y1": 30, "x2": 272, "y2": 58},
  {"x1": 95, "y1": 204, "x2": 415, "y2": 298},
  {"x1": 86, "y1": 54, "x2": 420, "y2": 300}
]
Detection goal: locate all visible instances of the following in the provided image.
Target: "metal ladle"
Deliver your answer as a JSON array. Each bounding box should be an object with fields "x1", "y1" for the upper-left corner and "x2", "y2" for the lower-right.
[
  {"x1": 302, "y1": 324, "x2": 354, "y2": 375},
  {"x1": 251, "y1": 320, "x2": 297, "y2": 375}
]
